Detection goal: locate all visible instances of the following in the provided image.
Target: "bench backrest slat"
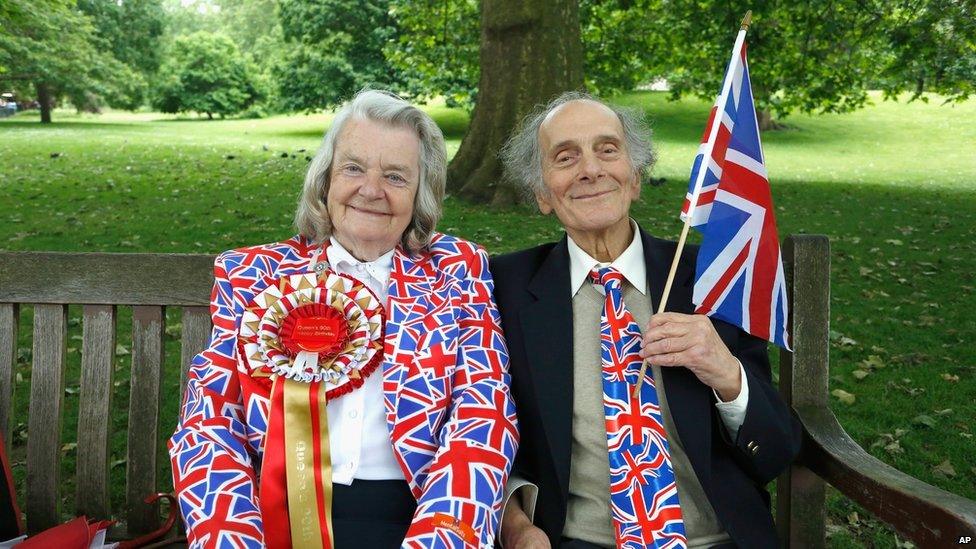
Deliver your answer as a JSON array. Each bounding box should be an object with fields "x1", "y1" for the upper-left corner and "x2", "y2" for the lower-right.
[
  {"x1": 179, "y1": 307, "x2": 211, "y2": 397},
  {"x1": 0, "y1": 252, "x2": 213, "y2": 306},
  {"x1": 77, "y1": 305, "x2": 117, "y2": 519},
  {"x1": 776, "y1": 235, "x2": 831, "y2": 546},
  {"x1": 26, "y1": 304, "x2": 67, "y2": 533},
  {"x1": 0, "y1": 303, "x2": 17, "y2": 449},
  {"x1": 125, "y1": 306, "x2": 166, "y2": 535}
]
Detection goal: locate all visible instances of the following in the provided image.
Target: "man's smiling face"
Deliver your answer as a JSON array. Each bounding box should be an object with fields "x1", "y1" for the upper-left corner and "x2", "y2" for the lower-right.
[{"x1": 536, "y1": 99, "x2": 640, "y2": 237}]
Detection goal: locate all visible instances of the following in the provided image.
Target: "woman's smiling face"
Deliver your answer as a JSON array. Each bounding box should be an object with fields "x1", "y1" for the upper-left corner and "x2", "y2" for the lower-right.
[{"x1": 326, "y1": 118, "x2": 420, "y2": 259}]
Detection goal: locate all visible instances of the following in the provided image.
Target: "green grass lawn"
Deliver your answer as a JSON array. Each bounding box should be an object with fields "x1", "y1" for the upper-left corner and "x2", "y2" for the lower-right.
[{"x1": 1, "y1": 92, "x2": 974, "y2": 546}]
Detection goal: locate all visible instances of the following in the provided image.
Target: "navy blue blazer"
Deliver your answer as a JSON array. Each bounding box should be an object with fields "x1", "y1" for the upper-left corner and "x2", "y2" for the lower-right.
[{"x1": 489, "y1": 227, "x2": 801, "y2": 548}]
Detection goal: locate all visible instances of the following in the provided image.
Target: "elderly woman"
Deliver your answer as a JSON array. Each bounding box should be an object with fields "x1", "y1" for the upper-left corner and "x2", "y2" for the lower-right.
[{"x1": 169, "y1": 90, "x2": 518, "y2": 549}]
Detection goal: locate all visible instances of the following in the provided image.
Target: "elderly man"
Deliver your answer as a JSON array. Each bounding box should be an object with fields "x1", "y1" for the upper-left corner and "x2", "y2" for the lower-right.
[{"x1": 490, "y1": 92, "x2": 800, "y2": 549}]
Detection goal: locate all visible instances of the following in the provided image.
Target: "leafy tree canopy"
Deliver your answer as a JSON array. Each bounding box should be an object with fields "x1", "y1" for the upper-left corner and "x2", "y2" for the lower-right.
[
  {"x1": 878, "y1": 0, "x2": 975, "y2": 103},
  {"x1": 275, "y1": 0, "x2": 402, "y2": 111},
  {"x1": 386, "y1": 0, "x2": 480, "y2": 108},
  {"x1": 386, "y1": 0, "x2": 974, "y2": 124},
  {"x1": 78, "y1": 0, "x2": 166, "y2": 76},
  {"x1": 152, "y1": 31, "x2": 261, "y2": 118},
  {"x1": 0, "y1": 0, "x2": 142, "y2": 119},
  {"x1": 386, "y1": 0, "x2": 658, "y2": 108}
]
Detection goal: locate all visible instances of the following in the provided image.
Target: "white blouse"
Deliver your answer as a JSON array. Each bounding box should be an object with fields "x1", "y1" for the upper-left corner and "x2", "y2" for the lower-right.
[{"x1": 323, "y1": 238, "x2": 404, "y2": 484}]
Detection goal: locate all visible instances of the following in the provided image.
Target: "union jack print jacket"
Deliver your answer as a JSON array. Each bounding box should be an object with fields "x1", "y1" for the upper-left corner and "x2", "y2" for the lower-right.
[{"x1": 169, "y1": 233, "x2": 519, "y2": 548}]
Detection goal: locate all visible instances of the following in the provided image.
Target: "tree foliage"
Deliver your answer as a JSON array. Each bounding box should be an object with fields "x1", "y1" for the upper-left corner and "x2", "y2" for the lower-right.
[
  {"x1": 152, "y1": 32, "x2": 260, "y2": 118},
  {"x1": 387, "y1": 0, "x2": 973, "y2": 126},
  {"x1": 386, "y1": 0, "x2": 480, "y2": 108},
  {"x1": 578, "y1": 0, "x2": 662, "y2": 96},
  {"x1": 78, "y1": 0, "x2": 166, "y2": 76},
  {"x1": 0, "y1": 0, "x2": 143, "y2": 121},
  {"x1": 275, "y1": 0, "x2": 402, "y2": 111},
  {"x1": 386, "y1": 0, "x2": 658, "y2": 107},
  {"x1": 651, "y1": 1, "x2": 892, "y2": 122},
  {"x1": 877, "y1": 0, "x2": 976, "y2": 103},
  {"x1": 75, "y1": 0, "x2": 166, "y2": 110}
]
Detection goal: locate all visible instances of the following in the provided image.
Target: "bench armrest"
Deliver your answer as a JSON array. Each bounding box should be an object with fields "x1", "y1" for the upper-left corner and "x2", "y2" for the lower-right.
[{"x1": 797, "y1": 403, "x2": 976, "y2": 545}]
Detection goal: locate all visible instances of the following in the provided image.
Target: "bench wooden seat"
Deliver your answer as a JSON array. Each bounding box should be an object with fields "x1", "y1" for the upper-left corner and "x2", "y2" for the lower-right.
[{"x1": 1, "y1": 235, "x2": 974, "y2": 545}]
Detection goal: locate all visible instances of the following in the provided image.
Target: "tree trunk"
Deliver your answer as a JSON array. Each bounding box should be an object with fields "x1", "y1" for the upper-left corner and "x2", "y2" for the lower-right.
[
  {"x1": 36, "y1": 82, "x2": 53, "y2": 124},
  {"x1": 756, "y1": 108, "x2": 785, "y2": 131},
  {"x1": 447, "y1": 0, "x2": 584, "y2": 205}
]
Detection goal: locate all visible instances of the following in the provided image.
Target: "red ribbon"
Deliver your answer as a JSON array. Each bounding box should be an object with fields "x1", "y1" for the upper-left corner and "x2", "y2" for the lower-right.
[{"x1": 259, "y1": 378, "x2": 291, "y2": 549}]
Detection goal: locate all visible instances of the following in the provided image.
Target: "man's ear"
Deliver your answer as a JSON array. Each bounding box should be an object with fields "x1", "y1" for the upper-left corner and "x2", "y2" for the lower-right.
[
  {"x1": 629, "y1": 170, "x2": 642, "y2": 202},
  {"x1": 535, "y1": 192, "x2": 553, "y2": 215}
]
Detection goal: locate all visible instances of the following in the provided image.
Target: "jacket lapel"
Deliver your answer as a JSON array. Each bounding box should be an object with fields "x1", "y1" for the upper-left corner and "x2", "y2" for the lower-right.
[
  {"x1": 518, "y1": 238, "x2": 576, "y2": 501},
  {"x1": 639, "y1": 227, "x2": 713, "y2": 487},
  {"x1": 383, "y1": 247, "x2": 438, "y2": 486}
]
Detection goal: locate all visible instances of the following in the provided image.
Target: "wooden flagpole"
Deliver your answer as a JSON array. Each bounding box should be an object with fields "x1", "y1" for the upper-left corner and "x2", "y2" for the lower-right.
[{"x1": 632, "y1": 10, "x2": 753, "y2": 398}]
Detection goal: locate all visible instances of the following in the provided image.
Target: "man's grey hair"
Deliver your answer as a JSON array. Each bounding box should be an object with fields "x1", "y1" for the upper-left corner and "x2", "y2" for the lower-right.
[
  {"x1": 294, "y1": 89, "x2": 447, "y2": 253},
  {"x1": 500, "y1": 91, "x2": 656, "y2": 200}
]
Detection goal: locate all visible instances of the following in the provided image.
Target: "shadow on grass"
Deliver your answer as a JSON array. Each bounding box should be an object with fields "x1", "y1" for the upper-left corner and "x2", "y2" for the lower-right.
[
  {"x1": 243, "y1": 111, "x2": 470, "y2": 141},
  {"x1": 0, "y1": 120, "x2": 142, "y2": 130},
  {"x1": 615, "y1": 90, "x2": 826, "y2": 146}
]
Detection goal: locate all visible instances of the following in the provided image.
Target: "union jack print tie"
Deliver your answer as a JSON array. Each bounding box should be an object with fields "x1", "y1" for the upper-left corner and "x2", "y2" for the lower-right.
[{"x1": 591, "y1": 267, "x2": 687, "y2": 548}]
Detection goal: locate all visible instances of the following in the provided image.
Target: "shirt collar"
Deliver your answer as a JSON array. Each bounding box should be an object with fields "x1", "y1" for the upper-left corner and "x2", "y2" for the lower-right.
[
  {"x1": 567, "y1": 219, "x2": 646, "y2": 296},
  {"x1": 326, "y1": 237, "x2": 395, "y2": 282}
]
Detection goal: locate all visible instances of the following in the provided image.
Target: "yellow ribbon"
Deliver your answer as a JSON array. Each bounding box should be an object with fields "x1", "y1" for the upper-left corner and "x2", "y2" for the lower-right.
[{"x1": 283, "y1": 377, "x2": 334, "y2": 548}]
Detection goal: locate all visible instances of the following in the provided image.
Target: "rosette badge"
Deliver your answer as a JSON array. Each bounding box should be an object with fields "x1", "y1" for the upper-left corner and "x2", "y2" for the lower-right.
[{"x1": 239, "y1": 270, "x2": 385, "y2": 398}]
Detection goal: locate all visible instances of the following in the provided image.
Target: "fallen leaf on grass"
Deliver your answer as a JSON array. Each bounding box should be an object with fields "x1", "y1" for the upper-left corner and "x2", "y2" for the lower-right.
[
  {"x1": 940, "y1": 373, "x2": 959, "y2": 382},
  {"x1": 934, "y1": 409, "x2": 953, "y2": 416},
  {"x1": 115, "y1": 344, "x2": 129, "y2": 356},
  {"x1": 859, "y1": 355, "x2": 886, "y2": 370},
  {"x1": 852, "y1": 369, "x2": 870, "y2": 380},
  {"x1": 931, "y1": 459, "x2": 955, "y2": 479},
  {"x1": 912, "y1": 414, "x2": 936, "y2": 428},
  {"x1": 825, "y1": 524, "x2": 845, "y2": 538},
  {"x1": 832, "y1": 389, "x2": 856, "y2": 404},
  {"x1": 884, "y1": 440, "x2": 904, "y2": 454},
  {"x1": 61, "y1": 442, "x2": 77, "y2": 453},
  {"x1": 885, "y1": 239, "x2": 903, "y2": 246}
]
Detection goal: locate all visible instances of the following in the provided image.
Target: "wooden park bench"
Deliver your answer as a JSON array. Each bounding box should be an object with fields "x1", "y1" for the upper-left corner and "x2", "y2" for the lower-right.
[{"x1": 0, "y1": 235, "x2": 974, "y2": 546}]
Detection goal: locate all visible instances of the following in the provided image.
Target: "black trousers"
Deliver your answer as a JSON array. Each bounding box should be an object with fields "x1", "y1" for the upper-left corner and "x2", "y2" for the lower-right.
[{"x1": 332, "y1": 479, "x2": 417, "y2": 548}]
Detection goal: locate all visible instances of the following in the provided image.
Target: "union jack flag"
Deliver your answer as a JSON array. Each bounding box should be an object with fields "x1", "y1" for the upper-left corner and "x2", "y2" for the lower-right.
[{"x1": 681, "y1": 30, "x2": 791, "y2": 349}]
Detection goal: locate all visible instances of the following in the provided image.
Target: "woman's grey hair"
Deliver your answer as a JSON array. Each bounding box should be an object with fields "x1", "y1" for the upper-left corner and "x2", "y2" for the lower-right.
[
  {"x1": 294, "y1": 89, "x2": 447, "y2": 253},
  {"x1": 500, "y1": 91, "x2": 656, "y2": 200}
]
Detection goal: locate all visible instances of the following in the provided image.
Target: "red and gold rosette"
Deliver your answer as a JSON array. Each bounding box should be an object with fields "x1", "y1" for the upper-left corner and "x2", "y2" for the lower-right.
[
  {"x1": 240, "y1": 271, "x2": 385, "y2": 393},
  {"x1": 238, "y1": 270, "x2": 385, "y2": 549}
]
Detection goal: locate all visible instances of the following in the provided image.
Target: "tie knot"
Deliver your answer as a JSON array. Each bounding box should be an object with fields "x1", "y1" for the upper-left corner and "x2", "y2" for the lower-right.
[{"x1": 589, "y1": 266, "x2": 624, "y2": 291}]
